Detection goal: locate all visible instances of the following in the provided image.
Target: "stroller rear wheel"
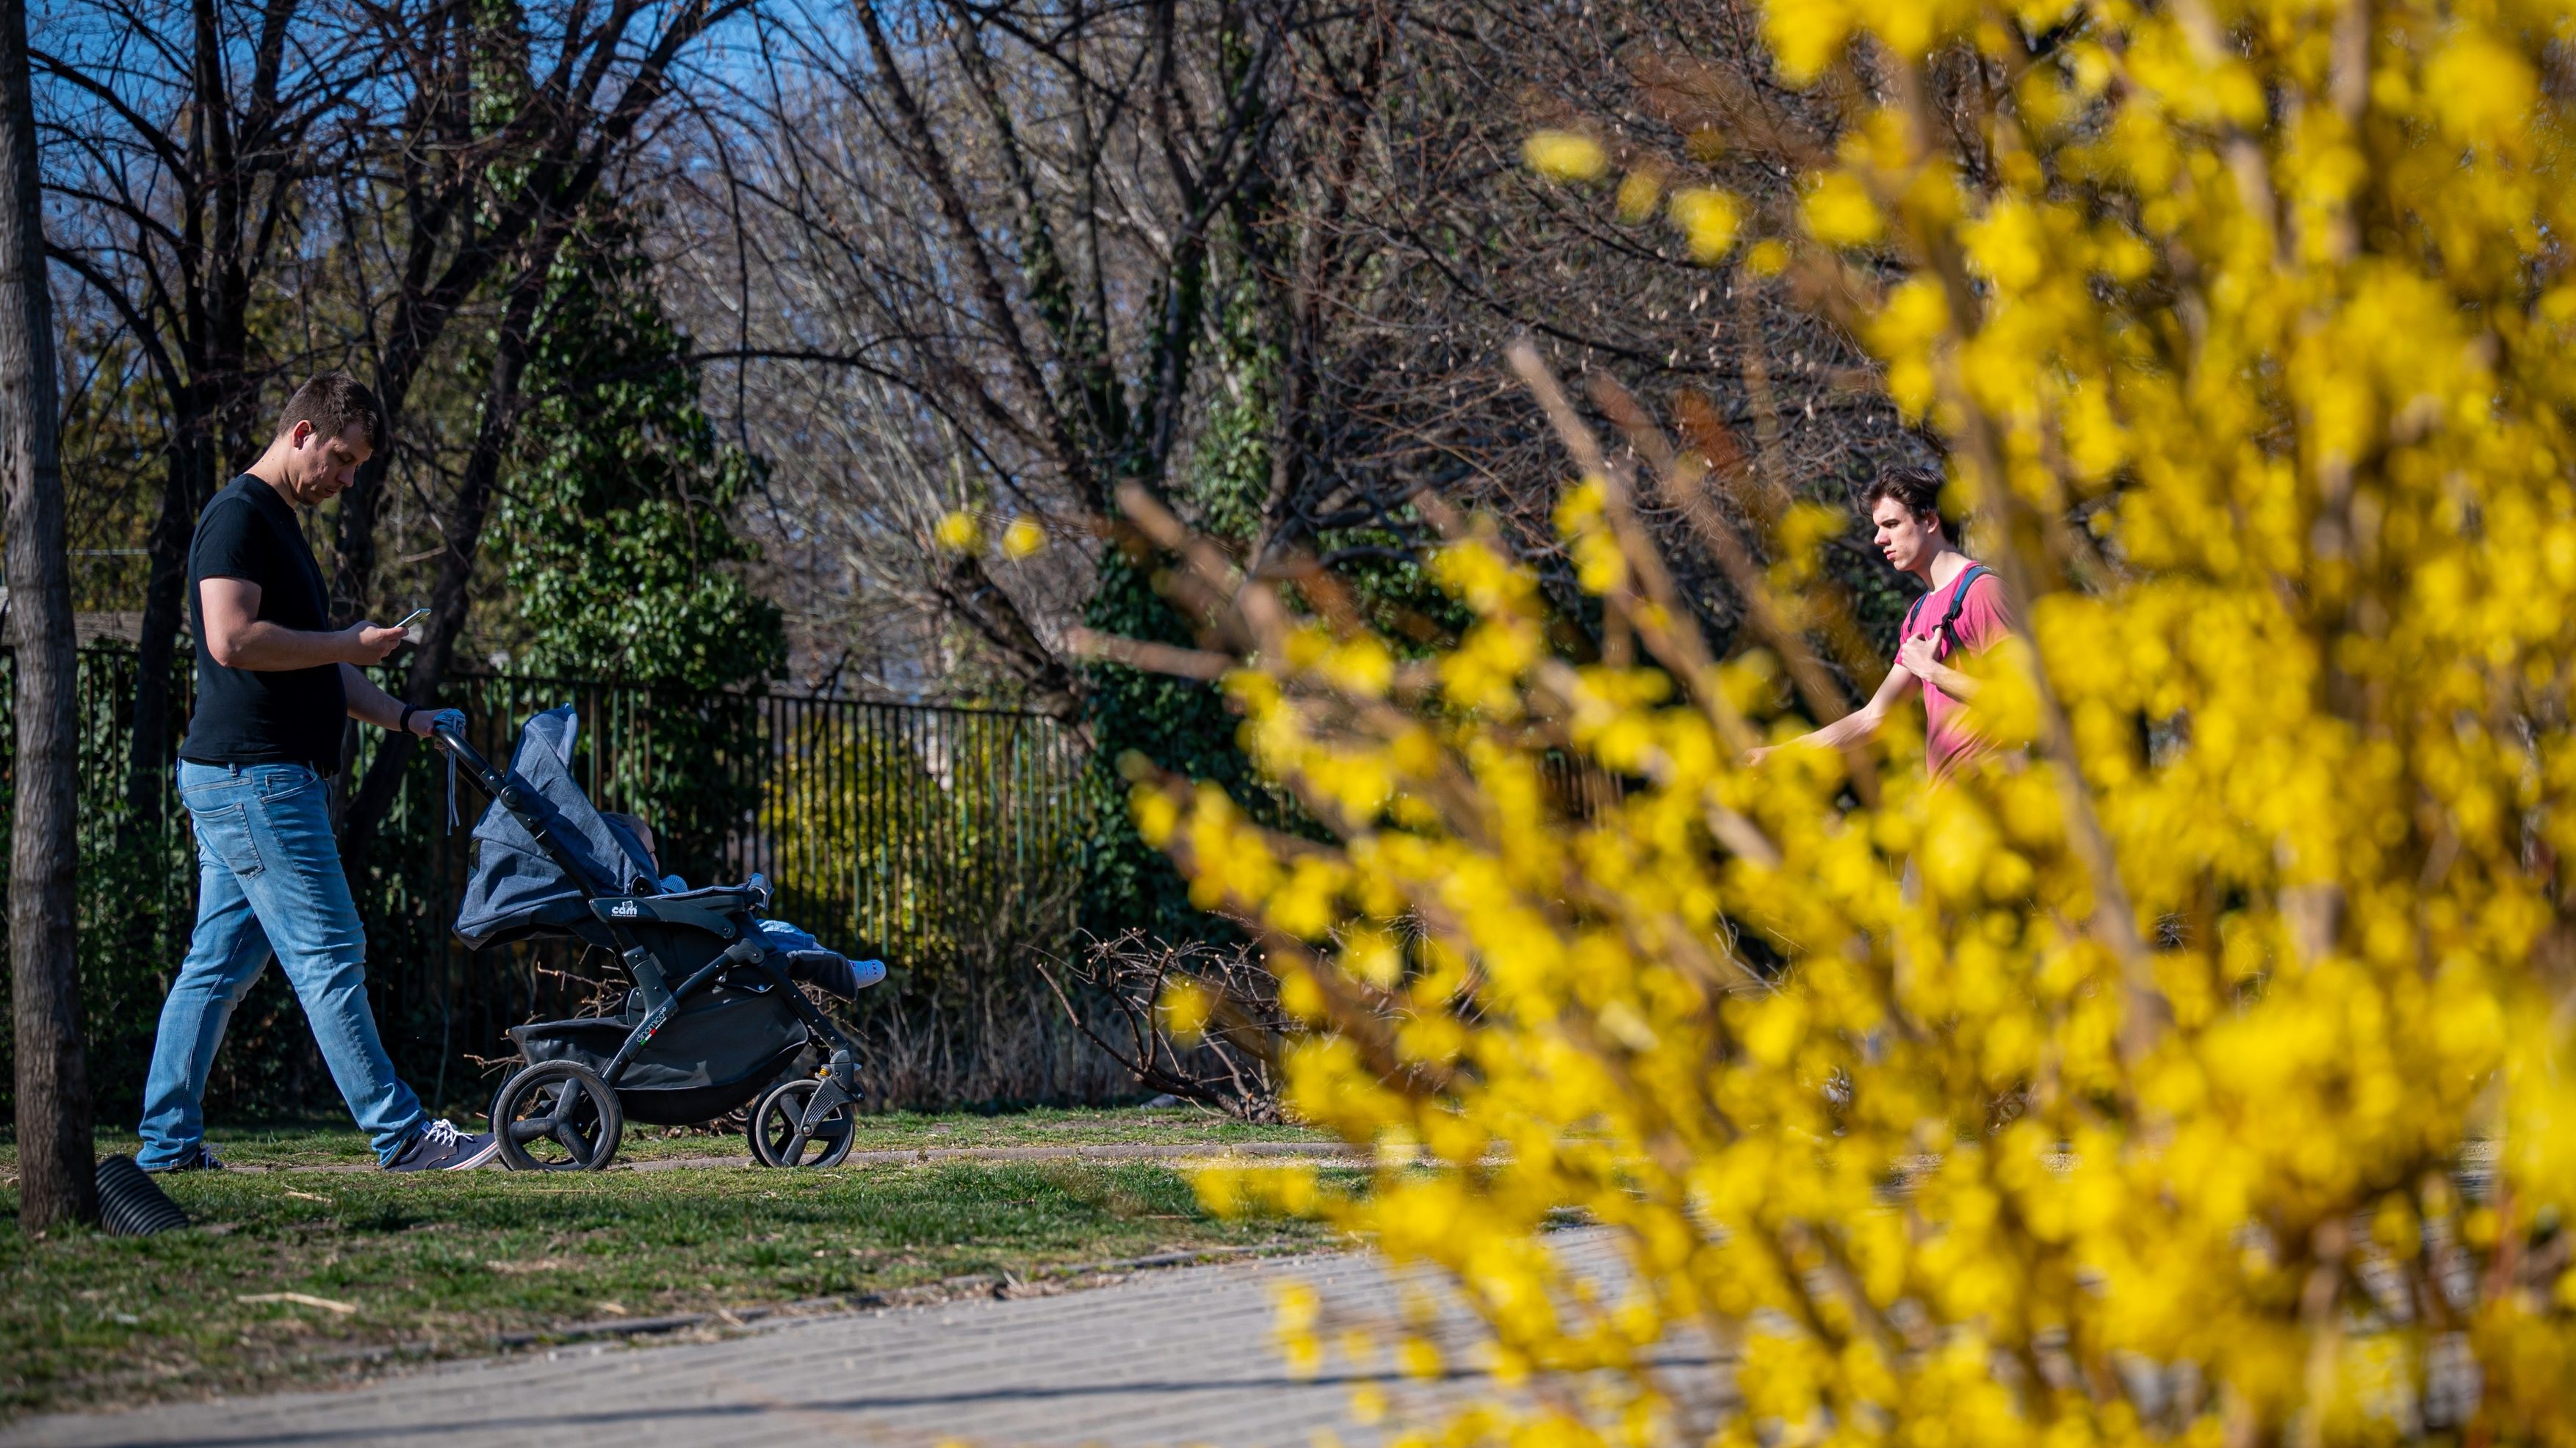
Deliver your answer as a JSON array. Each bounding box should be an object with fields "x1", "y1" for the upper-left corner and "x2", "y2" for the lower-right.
[
  {"x1": 748, "y1": 1078, "x2": 855, "y2": 1169},
  {"x1": 493, "y1": 1060, "x2": 624, "y2": 1171}
]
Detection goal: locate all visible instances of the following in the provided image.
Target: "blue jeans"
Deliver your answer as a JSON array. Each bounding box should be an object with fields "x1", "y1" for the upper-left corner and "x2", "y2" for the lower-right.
[{"x1": 138, "y1": 761, "x2": 425, "y2": 1168}]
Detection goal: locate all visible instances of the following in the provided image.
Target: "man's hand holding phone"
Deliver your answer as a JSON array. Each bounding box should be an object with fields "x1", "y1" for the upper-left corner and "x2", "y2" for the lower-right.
[{"x1": 344, "y1": 607, "x2": 430, "y2": 665}]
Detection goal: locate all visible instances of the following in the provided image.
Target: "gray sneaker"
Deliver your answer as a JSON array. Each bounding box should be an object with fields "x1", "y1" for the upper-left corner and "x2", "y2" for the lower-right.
[
  {"x1": 142, "y1": 1142, "x2": 226, "y2": 1173},
  {"x1": 386, "y1": 1120, "x2": 500, "y2": 1172}
]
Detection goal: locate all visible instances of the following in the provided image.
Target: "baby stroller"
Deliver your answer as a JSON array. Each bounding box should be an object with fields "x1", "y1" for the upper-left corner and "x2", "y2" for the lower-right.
[{"x1": 437, "y1": 708, "x2": 884, "y2": 1171}]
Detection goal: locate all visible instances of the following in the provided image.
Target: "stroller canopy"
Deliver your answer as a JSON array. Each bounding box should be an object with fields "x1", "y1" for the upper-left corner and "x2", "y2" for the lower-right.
[{"x1": 455, "y1": 707, "x2": 661, "y2": 948}]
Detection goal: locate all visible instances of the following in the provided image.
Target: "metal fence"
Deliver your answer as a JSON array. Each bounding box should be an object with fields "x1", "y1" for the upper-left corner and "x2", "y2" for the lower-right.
[
  {"x1": 388, "y1": 673, "x2": 1089, "y2": 957},
  {"x1": 0, "y1": 649, "x2": 1094, "y2": 1117}
]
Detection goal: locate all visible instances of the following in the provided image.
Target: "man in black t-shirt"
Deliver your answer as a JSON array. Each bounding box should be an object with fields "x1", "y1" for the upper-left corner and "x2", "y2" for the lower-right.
[{"x1": 138, "y1": 374, "x2": 498, "y2": 1173}]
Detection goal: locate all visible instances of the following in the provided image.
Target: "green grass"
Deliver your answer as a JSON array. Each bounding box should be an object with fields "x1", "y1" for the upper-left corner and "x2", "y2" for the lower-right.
[
  {"x1": 1, "y1": 1157, "x2": 1339, "y2": 1420},
  {"x1": 0, "y1": 1107, "x2": 1349, "y2": 1421},
  {"x1": 1, "y1": 1106, "x2": 1326, "y2": 1173}
]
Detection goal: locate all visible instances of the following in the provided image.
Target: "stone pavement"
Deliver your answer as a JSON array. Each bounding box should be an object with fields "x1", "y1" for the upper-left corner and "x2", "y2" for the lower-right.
[
  {"x1": 3, "y1": 1230, "x2": 1729, "y2": 1448},
  {"x1": 208, "y1": 1140, "x2": 1366, "y2": 1176}
]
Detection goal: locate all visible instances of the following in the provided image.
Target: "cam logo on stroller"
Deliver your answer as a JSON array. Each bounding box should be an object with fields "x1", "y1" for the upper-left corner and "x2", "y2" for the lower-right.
[{"x1": 608, "y1": 899, "x2": 639, "y2": 918}]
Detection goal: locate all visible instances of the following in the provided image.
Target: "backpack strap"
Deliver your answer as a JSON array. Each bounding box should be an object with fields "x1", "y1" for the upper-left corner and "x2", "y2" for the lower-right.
[{"x1": 1932, "y1": 563, "x2": 1991, "y2": 659}]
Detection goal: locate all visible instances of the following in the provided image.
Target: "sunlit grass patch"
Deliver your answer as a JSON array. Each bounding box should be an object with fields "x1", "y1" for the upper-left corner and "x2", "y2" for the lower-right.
[{"x1": 1, "y1": 1156, "x2": 1343, "y2": 1419}]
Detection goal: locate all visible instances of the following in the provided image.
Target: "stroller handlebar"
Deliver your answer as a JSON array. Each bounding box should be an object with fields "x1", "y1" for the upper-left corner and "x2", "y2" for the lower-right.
[
  {"x1": 430, "y1": 717, "x2": 514, "y2": 804},
  {"x1": 432, "y1": 712, "x2": 768, "y2": 908}
]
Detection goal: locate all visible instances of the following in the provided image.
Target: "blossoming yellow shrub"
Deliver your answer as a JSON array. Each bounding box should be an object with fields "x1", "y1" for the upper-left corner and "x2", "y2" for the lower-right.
[{"x1": 1121, "y1": 1, "x2": 2576, "y2": 1441}]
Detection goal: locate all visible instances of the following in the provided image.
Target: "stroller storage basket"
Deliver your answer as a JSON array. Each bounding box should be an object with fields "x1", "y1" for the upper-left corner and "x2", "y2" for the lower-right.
[{"x1": 510, "y1": 982, "x2": 809, "y2": 1126}]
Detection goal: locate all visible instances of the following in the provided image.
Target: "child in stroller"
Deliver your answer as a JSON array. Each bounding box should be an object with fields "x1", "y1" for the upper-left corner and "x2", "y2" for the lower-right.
[
  {"x1": 599, "y1": 810, "x2": 882, "y2": 1003},
  {"x1": 439, "y1": 707, "x2": 886, "y2": 1170}
]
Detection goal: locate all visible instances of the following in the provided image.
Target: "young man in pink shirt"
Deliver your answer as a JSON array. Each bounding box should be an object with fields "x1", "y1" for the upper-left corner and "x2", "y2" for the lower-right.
[{"x1": 1751, "y1": 467, "x2": 2013, "y2": 778}]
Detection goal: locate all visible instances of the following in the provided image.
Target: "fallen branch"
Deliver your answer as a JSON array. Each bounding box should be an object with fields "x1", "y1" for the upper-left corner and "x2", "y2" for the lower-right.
[{"x1": 237, "y1": 1292, "x2": 357, "y2": 1315}]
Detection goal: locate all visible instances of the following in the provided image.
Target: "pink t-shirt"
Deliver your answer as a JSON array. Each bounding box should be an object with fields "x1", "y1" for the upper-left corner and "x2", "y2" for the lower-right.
[{"x1": 1905, "y1": 565, "x2": 2013, "y2": 777}]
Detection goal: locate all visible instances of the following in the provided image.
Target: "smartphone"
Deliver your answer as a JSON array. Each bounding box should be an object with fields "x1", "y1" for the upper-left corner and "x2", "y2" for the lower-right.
[{"x1": 391, "y1": 607, "x2": 431, "y2": 632}]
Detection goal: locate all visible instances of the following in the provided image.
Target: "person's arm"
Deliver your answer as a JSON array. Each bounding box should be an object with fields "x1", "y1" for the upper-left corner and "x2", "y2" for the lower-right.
[
  {"x1": 1746, "y1": 659, "x2": 1917, "y2": 765},
  {"x1": 339, "y1": 665, "x2": 462, "y2": 737},
  {"x1": 199, "y1": 577, "x2": 406, "y2": 671}
]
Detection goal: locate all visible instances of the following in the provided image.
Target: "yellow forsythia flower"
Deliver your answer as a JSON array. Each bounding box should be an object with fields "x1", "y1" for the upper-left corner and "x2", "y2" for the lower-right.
[
  {"x1": 1000, "y1": 515, "x2": 1047, "y2": 559},
  {"x1": 1522, "y1": 130, "x2": 1607, "y2": 183},
  {"x1": 2424, "y1": 31, "x2": 2536, "y2": 148},
  {"x1": 1667, "y1": 187, "x2": 1742, "y2": 264},
  {"x1": 1800, "y1": 171, "x2": 1882, "y2": 245},
  {"x1": 932, "y1": 510, "x2": 983, "y2": 553},
  {"x1": 1158, "y1": 980, "x2": 1213, "y2": 1044},
  {"x1": 1762, "y1": 0, "x2": 1851, "y2": 83},
  {"x1": 1615, "y1": 167, "x2": 1664, "y2": 223}
]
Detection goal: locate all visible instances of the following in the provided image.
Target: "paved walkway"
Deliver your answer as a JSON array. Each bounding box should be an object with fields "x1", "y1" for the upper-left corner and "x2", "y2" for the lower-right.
[
  {"x1": 209, "y1": 1140, "x2": 1365, "y2": 1176},
  {"x1": 3, "y1": 1231, "x2": 1728, "y2": 1448}
]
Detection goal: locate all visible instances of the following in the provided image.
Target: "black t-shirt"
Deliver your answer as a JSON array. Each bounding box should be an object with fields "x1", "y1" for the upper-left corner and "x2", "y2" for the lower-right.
[{"x1": 178, "y1": 474, "x2": 347, "y2": 773}]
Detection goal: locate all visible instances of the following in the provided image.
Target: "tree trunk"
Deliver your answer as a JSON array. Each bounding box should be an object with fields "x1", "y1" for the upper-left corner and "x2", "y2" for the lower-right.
[
  {"x1": 341, "y1": 263, "x2": 549, "y2": 866},
  {"x1": 934, "y1": 552, "x2": 1090, "y2": 734},
  {"x1": 123, "y1": 419, "x2": 213, "y2": 827},
  {"x1": 0, "y1": 0, "x2": 95, "y2": 1231}
]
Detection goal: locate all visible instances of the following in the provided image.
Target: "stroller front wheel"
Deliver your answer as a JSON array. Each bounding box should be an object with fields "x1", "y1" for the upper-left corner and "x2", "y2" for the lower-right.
[
  {"x1": 492, "y1": 1060, "x2": 624, "y2": 1171},
  {"x1": 748, "y1": 1078, "x2": 855, "y2": 1169}
]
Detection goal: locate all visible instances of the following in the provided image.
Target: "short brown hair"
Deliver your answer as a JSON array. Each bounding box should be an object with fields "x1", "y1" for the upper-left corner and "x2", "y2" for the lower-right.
[
  {"x1": 279, "y1": 372, "x2": 383, "y2": 452},
  {"x1": 1861, "y1": 465, "x2": 1948, "y2": 532}
]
